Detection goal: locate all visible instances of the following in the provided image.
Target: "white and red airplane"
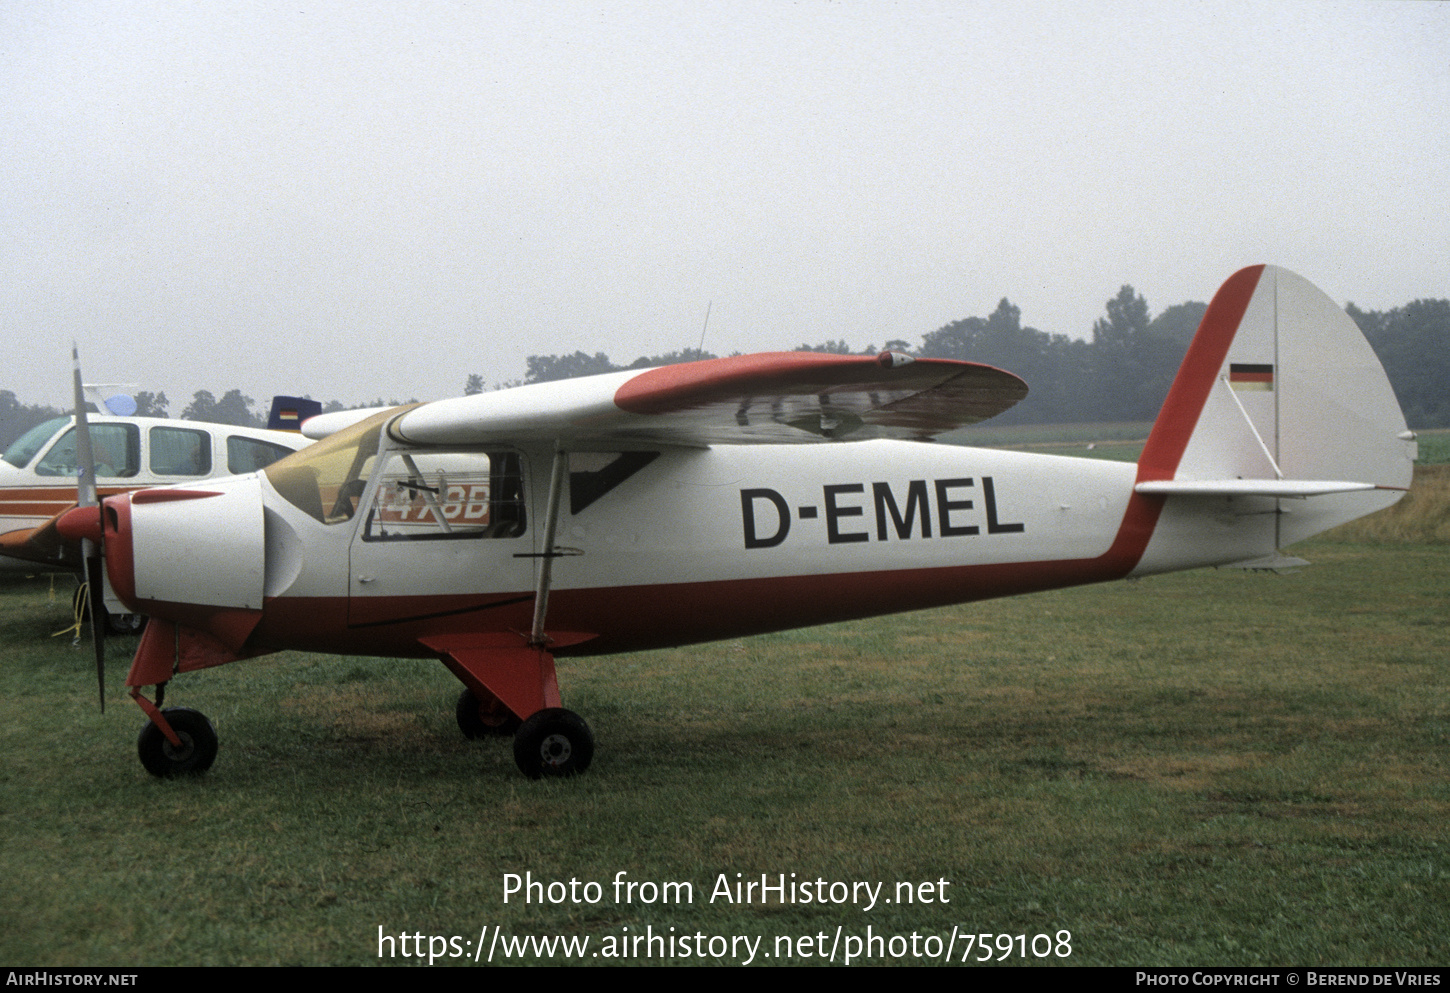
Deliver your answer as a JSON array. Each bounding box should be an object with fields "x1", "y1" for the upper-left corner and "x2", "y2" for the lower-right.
[{"x1": 59, "y1": 265, "x2": 1416, "y2": 779}]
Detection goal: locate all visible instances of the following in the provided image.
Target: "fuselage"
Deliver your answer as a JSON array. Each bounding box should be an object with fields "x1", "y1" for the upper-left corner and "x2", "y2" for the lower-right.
[{"x1": 100, "y1": 430, "x2": 1281, "y2": 660}]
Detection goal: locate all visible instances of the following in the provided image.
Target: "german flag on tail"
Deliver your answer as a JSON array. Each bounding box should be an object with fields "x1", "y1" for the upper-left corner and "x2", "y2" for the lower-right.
[
  {"x1": 265, "y1": 396, "x2": 323, "y2": 432},
  {"x1": 1228, "y1": 363, "x2": 1274, "y2": 392}
]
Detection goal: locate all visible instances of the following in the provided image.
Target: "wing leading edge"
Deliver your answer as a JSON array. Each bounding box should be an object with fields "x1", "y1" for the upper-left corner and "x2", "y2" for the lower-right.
[
  {"x1": 388, "y1": 351, "x2": 1027, "y2": 448},
  {"x1": 0, "y1": 521, "x2": 69, "y2": 568}
]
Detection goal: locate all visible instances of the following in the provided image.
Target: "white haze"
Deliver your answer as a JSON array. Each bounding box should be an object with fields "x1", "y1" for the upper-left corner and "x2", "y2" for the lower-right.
[{"x1": 3, "y1": 1, "x2": 1446, "y2": 409}]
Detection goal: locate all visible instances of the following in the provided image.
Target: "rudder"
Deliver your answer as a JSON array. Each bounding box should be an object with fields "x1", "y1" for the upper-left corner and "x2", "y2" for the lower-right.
[{"x1": 1137, "y1": 265, "x2": 1414, "y2": 551}]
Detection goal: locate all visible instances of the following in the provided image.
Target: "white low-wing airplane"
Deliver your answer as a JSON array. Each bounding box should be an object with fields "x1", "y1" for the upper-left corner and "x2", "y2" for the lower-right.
[
  {"x1": 59, "y1": 266, "x2": 1416, "y2": 779},
  {"x1": 1, "y1": 399, "x2": 315, "y2": 634},
  {"x1": 1, "y1": 400, "x2": 317, "y2": 573}
]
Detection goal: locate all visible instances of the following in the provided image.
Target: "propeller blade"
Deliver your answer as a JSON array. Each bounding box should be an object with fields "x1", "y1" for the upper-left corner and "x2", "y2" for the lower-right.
[
  {"x1": 71, "y1": 344, "x2": 105, "y2": 711},
  {"x1": 85, "y1": 549, "x2": 106, "y2": 712},
  {"x1": 71, "y1": 344, "x2": 97, "y2": 510}
]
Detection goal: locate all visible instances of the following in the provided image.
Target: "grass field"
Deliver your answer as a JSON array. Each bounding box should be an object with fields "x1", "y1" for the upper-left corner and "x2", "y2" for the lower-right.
[{"x1": 1, "y1": 533, "x2": 1445, "y2": 966}]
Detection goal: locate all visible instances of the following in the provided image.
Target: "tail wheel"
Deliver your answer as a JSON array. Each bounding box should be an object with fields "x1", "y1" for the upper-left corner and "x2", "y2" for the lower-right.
[
  {"x1": 137, "y1": 708, "x2": 218, "y2": 777},
  {"x1": 513, "y1": 709, "x2": 594, "y2": 779},
  {"x1": 455, "y1": 688, "x2": 520, "y2": 738}
]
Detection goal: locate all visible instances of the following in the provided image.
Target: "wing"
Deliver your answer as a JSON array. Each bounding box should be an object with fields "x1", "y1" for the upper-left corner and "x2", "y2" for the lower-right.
[
  {"x1": 300, "y1": 405, "x2": 401, "y2": 440},
  {"x1": 0, "y1": 517, "x2": 75, "y2": 569},
  {"x1": 388, "y1": 352, "x2": 1027, "y2": 447}
]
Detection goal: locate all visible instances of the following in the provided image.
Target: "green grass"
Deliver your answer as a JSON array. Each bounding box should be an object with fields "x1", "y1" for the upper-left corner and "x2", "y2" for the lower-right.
[
  {"x1": 1, "y1": 540, "x2": 1446, "y2": 967},
  {"x1": 1412, "y1": 428, "x2": 1450, "y2": 465}
]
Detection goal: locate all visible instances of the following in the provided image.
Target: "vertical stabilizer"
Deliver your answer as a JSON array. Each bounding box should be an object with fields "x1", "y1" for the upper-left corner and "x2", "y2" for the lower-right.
[
  {"x1": 1137, "y1": 265, "x2": 1414, "y2": 552},
  {"x1": 266, "y1": 396, "x2": 323, "y2": 433}
]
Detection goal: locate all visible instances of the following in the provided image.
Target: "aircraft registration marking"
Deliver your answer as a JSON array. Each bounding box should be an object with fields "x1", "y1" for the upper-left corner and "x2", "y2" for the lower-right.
[
  {"x1": 382, "y1": 482, "x2": 492, "y2": 523},
  {"x1": 741, "y1": 476, "x2": 1024, "y2": 549}
]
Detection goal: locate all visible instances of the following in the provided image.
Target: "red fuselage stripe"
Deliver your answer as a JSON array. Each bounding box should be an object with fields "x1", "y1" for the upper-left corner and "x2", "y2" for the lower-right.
[{"x1": 247, "y1": 549, "x2": 1138, "y2": 659}]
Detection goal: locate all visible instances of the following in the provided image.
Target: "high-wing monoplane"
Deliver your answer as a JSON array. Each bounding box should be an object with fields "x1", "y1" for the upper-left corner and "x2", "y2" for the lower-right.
[{"x1": 59, "y1": 266, "x2": 1416, "y2": 779}]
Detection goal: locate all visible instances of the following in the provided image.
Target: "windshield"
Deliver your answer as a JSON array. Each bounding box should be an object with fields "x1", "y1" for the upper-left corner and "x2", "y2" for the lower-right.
[
  {"x1": 264, "y1": 407, "x2": 411, "y2": 524},
  {"x1": 2, "y1": 417, "x2": 69, "y2": 469}
]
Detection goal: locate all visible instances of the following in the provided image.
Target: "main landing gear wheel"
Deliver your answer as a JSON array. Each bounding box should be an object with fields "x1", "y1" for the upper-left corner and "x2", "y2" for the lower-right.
[
  {"x1": 104, "y1": 610, "x2": 147, "y2": 636},
  {"x1": 137, "y1": 708, "x2": 218, "y2": 777},
  {"x1": 513, "y1": 709, "x2": 594, "y2": 779},
  {"x1": 455, "y1": 688, "x2": 521, "y2": 738}
]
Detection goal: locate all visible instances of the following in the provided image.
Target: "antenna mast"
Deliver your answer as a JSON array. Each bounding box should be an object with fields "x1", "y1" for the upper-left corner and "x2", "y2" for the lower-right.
[{"x1": 696, "y1": 300, "x2": 712, "y2": 354}]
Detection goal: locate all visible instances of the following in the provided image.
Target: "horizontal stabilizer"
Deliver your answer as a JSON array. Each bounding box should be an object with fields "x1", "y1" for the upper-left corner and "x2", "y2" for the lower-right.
[
  {"x1": 1135, "y1": 479, "x2": 1380, "y2": 499},
  {"x1": 1218, "y1": 552, "x2": 1312, "y2": 572}
]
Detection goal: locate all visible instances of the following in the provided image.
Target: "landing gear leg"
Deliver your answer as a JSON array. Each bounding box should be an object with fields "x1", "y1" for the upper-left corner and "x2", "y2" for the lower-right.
[
  {"x1": 432, "y1": 640, "x2": 597, "y2": 779},
  {"x1": 431, "y1": 444, "x2": 599, "y2": 779}
]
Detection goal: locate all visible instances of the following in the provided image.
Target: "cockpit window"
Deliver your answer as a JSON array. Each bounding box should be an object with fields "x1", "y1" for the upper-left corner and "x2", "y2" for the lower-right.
[
  {"x1": 34, "y1": 424, "x2": 140, "y2": 478},
  {"x1": 2, "y1": 417, "x2": 69, "y2": 469},
  {"x1": 264, "y1": 408, "x2": 402, "y2": 524},
  {"x1": 362, "y1": 450, "x2": 527, "y2": 541}
]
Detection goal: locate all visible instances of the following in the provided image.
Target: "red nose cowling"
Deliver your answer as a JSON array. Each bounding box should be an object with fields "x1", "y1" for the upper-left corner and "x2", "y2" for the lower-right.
[
  {"x1": 55, "y1": 504, "x2": 103, "y2": 544},
  {"x1": 58, "y1": 495, "x2": 139, "y2": 613}
]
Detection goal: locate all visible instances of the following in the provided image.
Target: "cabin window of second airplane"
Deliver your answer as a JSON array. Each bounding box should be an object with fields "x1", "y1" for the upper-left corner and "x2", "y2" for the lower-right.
[
  {"x1": 150, "y1": 427, "x2": 211, "y2": 476},
  {"x1": 34, "y1": 424, "x2": 141, "y2": 478},
  {"x1": 362, "y1": 451, "x2": 526, "y2": 541}
]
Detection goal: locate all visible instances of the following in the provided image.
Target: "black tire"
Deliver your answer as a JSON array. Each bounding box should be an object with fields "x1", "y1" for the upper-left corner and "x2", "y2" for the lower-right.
[
  {"x1": 455, "y1": 687, "x2": 520, "y2": 738},
  {"x1": 137, "y1": 708, "x2": 218, "y2": 777},
  {"x1": 105, "y1": 611, "x2": 147, "y2": 636},
  {"x1": 513, "y1": 709, "x2": 593, "y2": 779}
]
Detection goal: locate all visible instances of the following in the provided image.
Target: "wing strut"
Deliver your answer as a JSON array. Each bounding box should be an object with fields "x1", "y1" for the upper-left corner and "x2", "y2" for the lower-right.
[
  {"x1": 428, "y1": 443, "x2": 597, "y2": 730},
  {"x1": 528, "y1": 444, "x2": 568, "y2": 647}
]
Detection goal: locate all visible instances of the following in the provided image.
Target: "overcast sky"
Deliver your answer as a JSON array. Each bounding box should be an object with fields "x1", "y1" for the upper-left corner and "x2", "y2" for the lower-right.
[{"x1": 4, "y1": 1, "x2": 1447, "y2": 409}]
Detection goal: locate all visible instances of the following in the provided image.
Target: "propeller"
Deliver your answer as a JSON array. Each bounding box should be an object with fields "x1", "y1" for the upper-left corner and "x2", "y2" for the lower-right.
[{"x1": 70, "y1": 344, "x2": 106, "y2": 712}]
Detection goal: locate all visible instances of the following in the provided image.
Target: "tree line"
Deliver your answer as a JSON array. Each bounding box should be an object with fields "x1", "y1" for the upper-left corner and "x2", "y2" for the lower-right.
[
  {"x1": 488, "y1": 288, "x2": 1448, "y2": 430},
  {"x1": 4, "y1": 287, "x2": 1446, "y2": 454}
]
